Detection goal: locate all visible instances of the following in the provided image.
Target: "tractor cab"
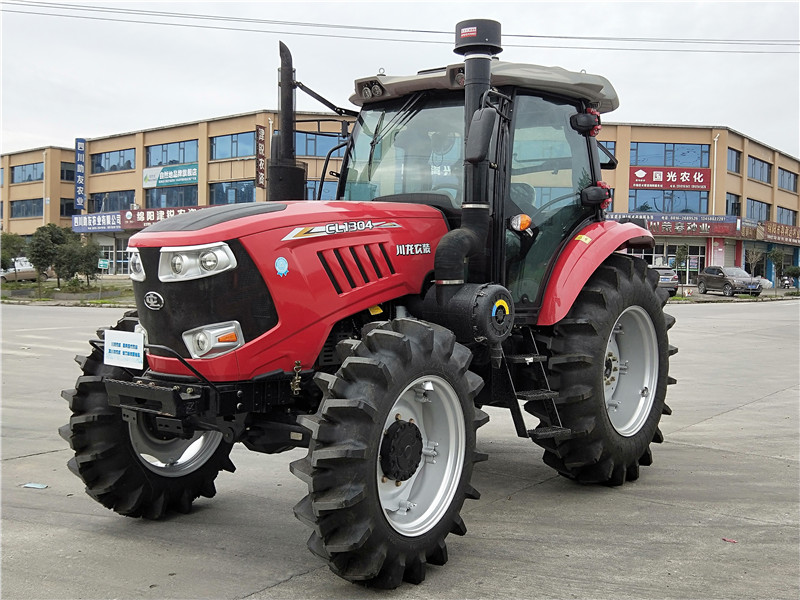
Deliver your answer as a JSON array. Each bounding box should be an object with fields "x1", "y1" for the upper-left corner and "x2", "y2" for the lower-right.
[{"x1": 337, "y1": 59, "x2": 618, "y2": 314}]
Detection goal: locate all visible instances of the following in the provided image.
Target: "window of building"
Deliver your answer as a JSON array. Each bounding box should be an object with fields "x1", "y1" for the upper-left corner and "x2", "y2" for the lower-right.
[
  {"x1": 777, "y1": 206, "x2": 797, "y2": 226},
  {"x1": 629, "y1": 142, "x2": 709, "y2": 168},
  {"x1": 626, "y1": 243, "x2": 706, "y2": 284},
  {"x1": 146, "y1": 185, "x2": 198, "y2": 209},
  {"x1": 10, "y1": 198, "x2": 43, "y2": 218},
  {"x1": 91, "y1": 149, "x2": 135, "y2": 174},
  {"x1": 11, "y1": 162, "x2": 44, "y2": 183},
  {"x1": 778, "y1": 168, "x2": 798, "y2": 193},
  {"x1": 146, "y1": 140, "x2": 199, "y2": 167},
  {"x1": 210, "y1": 132, "x2": 255, "y2": 160},
  {"x1": 600, "y1": 141, "x2": 616, "y2": 156},
  {"x1": 295, "y1": 132, "x2": 347, "y2": 158},
  {"x1": 725, "y1": 193, "x2": 741, "y2": 216},
  {"x1": 305, "y1": 180, "x2": 338, "y2": 200},
  {"x1": 210, "y1": 180, "x2": 255, "y2": 204},
  {"x1": 628, "y1": 190, "x2": 708, "y2": 214},
  {"x1": 727, "y1": 148, "x2": 741, "y2": 173},
  {"x1": 61, "y1": 162, "x2": 76, "y2": 181},
  {"x1": 1, "y1": 167, "x2": 5, "y2": 186},
  {"x1": 747, "y1": 157, "x2": 772, "y2": 184},
  {"x1": 746, "y1": 198, "x2": 770, "y2": 222},
  {"x1": 88, "y1": 190, "x2": 136, "y2": 213},
  {"x1": 60, "y1": 198, "x2": 79, "y2": 217},
  {"x1": 114, "y1": 238, "x2": 130, "y2": 275}
]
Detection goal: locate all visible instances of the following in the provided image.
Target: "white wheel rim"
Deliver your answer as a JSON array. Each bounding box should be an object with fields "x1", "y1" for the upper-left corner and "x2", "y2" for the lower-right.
[
  {"x1": 129, "y1": 417, "x2": 223, "y2": 477},
  {"x1": 603, "y1": 306, "x2": 659, "y2": 437},
  {"x1": 377, "y1": 375, "x2": 465, "y2": 537}
]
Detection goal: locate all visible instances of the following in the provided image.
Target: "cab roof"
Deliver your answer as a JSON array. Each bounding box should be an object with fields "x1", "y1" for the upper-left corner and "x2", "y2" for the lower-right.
[{"x1": 350, "y1": 60, "x2": 619, "y2": 114}]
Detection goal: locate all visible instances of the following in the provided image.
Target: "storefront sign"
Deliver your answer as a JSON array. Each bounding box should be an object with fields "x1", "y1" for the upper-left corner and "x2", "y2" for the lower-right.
[
  {"x1": 142, "y1": 163, "x2": 199, "y2": 188},
  {"x1": 72, "y1": 212, "x2": 122, "y2": 233},
  {"x1": 121, "y1": 206, "x2": 206, "y2": 229},
  {"x1": 760, "y1": 221, "x2": 800, "y2": 245},
  {"x1": 629, "y1": 166, "x2": 711, "y2": 191},
  {"x1": 74, "y1": 138, "x2": 86, "y2": 209},
  {"x1": 607, "y1": 212, "x2": 738, "y2": 237},
  {"x1": 255, "y1": 125, "x2": 267, "y2": 189}
]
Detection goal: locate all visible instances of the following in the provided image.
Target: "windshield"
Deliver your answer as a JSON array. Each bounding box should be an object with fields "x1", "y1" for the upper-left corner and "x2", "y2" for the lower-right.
[
  {"x1": 341, "y1": 94, "x2": 465, "y2": 206},
  {"x1": 723, "y1": 267, "x2": 751, "y2": 278}
]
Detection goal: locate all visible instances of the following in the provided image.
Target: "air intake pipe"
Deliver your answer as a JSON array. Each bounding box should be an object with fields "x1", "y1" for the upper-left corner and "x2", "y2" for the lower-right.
[
  {"x1": 424, "y1": 20, "x2": 513, "y2": 367},
  {"x1": 433, "y1": 19, "x2": 502, "y2": 305}
]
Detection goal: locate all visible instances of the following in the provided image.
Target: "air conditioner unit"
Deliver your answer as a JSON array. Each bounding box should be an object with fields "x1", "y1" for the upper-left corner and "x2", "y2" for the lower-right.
[{"x1": 130, "y1": 203, "x2": 140, "y2": 210}]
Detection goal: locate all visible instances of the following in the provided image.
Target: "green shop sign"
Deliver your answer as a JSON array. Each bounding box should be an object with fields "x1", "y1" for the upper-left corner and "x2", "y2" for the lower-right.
[{"x1": 143, "y1": 163, "x2": 198, "y2": 188}]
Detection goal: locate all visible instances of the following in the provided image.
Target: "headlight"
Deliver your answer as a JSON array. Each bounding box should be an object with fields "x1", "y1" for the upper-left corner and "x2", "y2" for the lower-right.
[
  {"x1": 129, "y1": 248, "x2": 145, "y2": 282},
  {"x1": 181, "y1": 321, "x2": 244, "y2": 359},
  {"x1": 158, "y1": 242, "x2": 237, "y2": 282}
]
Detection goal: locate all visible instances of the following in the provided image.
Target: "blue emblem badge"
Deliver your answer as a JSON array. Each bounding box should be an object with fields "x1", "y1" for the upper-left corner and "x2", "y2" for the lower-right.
[{"x1": 275, "y1": 256, "x2": 289, "y2": 277}]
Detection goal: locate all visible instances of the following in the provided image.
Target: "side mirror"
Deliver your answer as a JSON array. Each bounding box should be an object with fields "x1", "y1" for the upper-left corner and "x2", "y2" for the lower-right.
[{"x1": 465, "y1": 108, "x2": 497, "y2": 164}]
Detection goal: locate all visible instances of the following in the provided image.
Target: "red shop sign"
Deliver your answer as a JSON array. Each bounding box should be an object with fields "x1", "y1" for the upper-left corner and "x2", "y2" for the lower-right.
[{"x1": 630, "y1": 166, "x2": 711, "y2": 191}]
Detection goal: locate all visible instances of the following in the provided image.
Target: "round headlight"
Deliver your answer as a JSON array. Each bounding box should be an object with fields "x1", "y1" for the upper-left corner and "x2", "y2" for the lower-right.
[
  {"x1": 199, "y1": 250, "x2": 218, "y2": 271},
  {"x1": 130, "y1": 253, "x2": 143, "y2": 274},
  {"x1": 170, "y1": 255, "x2": 184, "y2": 274},
  {"x1": 194, "y1": 331, "x2": 210, "y2": 354}
]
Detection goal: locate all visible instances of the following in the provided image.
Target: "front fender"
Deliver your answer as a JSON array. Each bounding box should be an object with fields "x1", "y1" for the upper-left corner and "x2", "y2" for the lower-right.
[{"x1": 537, "y1": 221, "x2": 653, "y2": 326}]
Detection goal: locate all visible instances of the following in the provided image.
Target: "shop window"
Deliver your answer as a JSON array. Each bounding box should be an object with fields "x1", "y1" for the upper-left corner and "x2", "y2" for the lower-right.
[
  {"x1": 295, "y1": 132, "x2": 347, "y2": 158},
  {"x1": 210, "y1": 132, "x2": 255, "y2": 160},
  {"x1": 11, "y1": 162, "x2": 44, "y2": 183},
  {"x1": 210, "y1": 180, "x2": 255, "y2": 204},
  {"x1": 10, "y1": 198, "x2": 43, "y2": 218},
  {"x1": 146, "y1": 185, "x2": 198, "y2": 209},
  {"x1": 778, "y1": 168, "x2": 798, "y2": 193},
  {"x1": 91, "y1": 149, "x2": 135, "y2": 174},
  {"x1": 630, "y1": 142, "x2": 709, "y2": 168},
  {"x1": 628, "y1": 190, "x2": 708, "y2": 214},
  {"x1": 746, "y1": 198, "x2": 770, "y2": 222},
  {"x1": 727, "y1": 148, "x2": 741, "y2": 173},
  {"x1": 88, "y1": 190, "x2": 136, "y2": 213},
  {"x1": 777, "y1": 206, "x2": 797, "y2": 226},
  {"x1": 61, "y1": 162, "x2": 76, "y2": 181},
  {"x1": 146, "y1": 140, "x2": 199, "y2": 167},
  {"x1": 725, "y1": 193, "x2": 741, "y2": 217},
  {"x1": 60, "y1": 198, "x2": 79, "y2": 217},
  {"x1": 747, "y1": 157, "x2": 772, "y2": 184}
]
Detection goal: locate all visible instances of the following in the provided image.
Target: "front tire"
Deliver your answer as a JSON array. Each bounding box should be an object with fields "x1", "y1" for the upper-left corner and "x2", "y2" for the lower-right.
[
  {"x1": 532, "y1": 254, "x2": 675, "y2": 485},
  {"x1": 290, "y1": 318, "x2": 487, "y2": 588},
  {"x1": 59, "y1": 311, "x2": 235, "y2": 518},
  {"x1": 697, "y1": 281, "x2": 707, "y2": 294},
  {"x1": 723, "y1": 283, "x2": 734, "y2": 296}
]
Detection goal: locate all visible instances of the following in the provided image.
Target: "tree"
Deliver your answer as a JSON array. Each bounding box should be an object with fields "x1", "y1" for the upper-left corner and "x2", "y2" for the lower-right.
[
  {"x1": 52, "y1": 241, "x2": 84, "y2": 283},
  {"x1": 29, "y1": 223, "x2": 80, "y2": 287},
  {"x1": 674, "y1": 244, "x2": 689, "y2": 293},
  {"x1": 1, "y1": 232, "x2": 27, "y2": 270},
  {"x1": 78, "y1": 240, "x2": 101, "y2": 285},
  {"x1": 745, "y1": 246, "x2": 764, "y2": 276},
  {"x1": 785, "y1": 265, "x2": 800, "y2": 290},
  {"x1": 766, "y1": 248, "x2": 785, "y2": 295}
]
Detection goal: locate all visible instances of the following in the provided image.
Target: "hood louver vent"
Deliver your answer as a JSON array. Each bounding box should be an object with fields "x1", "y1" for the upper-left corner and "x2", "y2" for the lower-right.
[{"x1": 317, "y1": 243, "x2": 395, "y2": 295}]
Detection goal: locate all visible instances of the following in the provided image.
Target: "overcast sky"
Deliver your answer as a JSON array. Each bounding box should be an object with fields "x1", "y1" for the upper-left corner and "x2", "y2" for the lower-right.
[{"x1": 1, "y1": 1, "x2": 798, "y2": 157}]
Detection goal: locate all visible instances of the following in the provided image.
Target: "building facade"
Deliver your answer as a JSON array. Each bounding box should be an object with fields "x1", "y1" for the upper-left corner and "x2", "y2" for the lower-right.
[
  {"x1": 599, "y1": 124, "x2": 799, "y2": 283},
  {"x1": 3, "y1": 116, "x2": 798, "y2": 283}
]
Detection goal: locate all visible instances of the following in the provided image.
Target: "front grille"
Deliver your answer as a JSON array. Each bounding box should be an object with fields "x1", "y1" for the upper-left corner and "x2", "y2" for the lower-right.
[
  {"x1": 134, "y1": 240, "x2": 278, "y2": 358},
  {"x1": 317, "y1": 242, "x2": 395, "y2": 295}
]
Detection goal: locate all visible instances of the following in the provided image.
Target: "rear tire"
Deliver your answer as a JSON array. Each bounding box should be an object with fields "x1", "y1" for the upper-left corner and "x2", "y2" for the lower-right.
[
  {"x1": 290, "y1": 318, "x2": 487, "y2": 588},
  {"x1": 59, "y1": 311, "x2": 235, "y2": 519},
  {"x1": 531, "y1": 254, "x2": 675, "y2": 485}
]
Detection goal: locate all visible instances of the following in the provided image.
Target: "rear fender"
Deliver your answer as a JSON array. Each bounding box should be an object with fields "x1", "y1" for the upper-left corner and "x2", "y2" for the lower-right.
[{"x1": 537, "y1": 221, "x2": 653, "y2": 326}]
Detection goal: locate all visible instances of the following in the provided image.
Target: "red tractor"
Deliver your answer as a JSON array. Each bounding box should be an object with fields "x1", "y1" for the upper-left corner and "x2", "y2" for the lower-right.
[{"x1": 61, "y1": 20, "x2": 675, "y2": 589}]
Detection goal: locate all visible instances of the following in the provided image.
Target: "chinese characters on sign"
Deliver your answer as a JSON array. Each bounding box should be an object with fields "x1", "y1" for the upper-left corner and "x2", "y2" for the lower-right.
[
  {"x1": 255, "y1": 125, "x2": 267, "y2": 189},
  {"x1": 121, "y1": 206, "x2": 206, "y2": 229},
  {"x1": 607, "y1": 212, "x2": 738, "y2": 237},
  {"x1": 629, "y1": 166, "x2": 711, "y2": 191},
  {"x1": 762, "y1": 221, "x2": 800, "y2": 244},
  {"x1": 142, "y1": 164, "x2": 199, "y2": 188},
  {"x1": 74, "y1": 138, "x2": 86, "y2": 209},
  {"x1": 72, "y1": 212, "x2": 122, "y2": 233}
]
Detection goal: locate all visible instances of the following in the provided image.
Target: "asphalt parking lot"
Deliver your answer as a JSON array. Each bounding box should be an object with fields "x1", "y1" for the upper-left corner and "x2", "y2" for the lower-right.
[{"x1": 1, "y1": 301, "x2": 798, "y2": 599}]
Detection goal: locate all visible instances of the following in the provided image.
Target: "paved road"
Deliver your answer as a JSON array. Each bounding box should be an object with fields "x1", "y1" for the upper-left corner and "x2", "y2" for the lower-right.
[{"x1": 1, "y1": 302, "x2": 798, "y2": 599}]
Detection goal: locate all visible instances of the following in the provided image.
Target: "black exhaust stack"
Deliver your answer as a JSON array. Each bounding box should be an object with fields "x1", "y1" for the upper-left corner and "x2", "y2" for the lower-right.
[
  {"x1": 424, "y1": 20, "x2": 513, "y2": 367},
  {"x1": 268, "y1": 42, "x2": 307, "y2": 201}
]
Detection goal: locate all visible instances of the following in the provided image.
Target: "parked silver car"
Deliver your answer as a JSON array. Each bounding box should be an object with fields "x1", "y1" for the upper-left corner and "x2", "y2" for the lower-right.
[{"x1": 649, "y1": 265, "x2": 679, "y2": 297}]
